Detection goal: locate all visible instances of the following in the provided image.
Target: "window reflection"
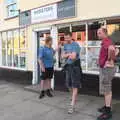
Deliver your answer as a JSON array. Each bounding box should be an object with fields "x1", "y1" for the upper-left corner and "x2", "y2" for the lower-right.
[
  {"x1": 2, "y1": 49, "x2": 6, "y2": 66},
  {"x1": 20, "y1": 29, "x2": 26, "y2": 48},
  {"x1": 1, "y1": 28, "x2": 27, "y2": 68},
  {"x1": 87, "y1": 47, "x2": 100, "y2": 71}
]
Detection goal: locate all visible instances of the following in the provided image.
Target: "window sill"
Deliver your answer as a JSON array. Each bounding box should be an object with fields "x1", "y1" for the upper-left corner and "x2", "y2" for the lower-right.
[
  {"x1": 0, "y1": 66, "x2": 27, "y2": 71},
  {"x1": 4, "y1": 15, "x2": 19, "y2": 21},
  {"x1": 54, "y1": 67, "x2": 120, "y2": 77},
  {"x1": 83, "y1": 70, "x2": 120, "y2": 78}
]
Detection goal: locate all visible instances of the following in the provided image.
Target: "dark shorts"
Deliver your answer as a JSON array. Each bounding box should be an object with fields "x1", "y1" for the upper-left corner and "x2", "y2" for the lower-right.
[
  {"x1": 41, "y1": 67, "x2": 54, "y2": 80},
  {"x1": 99, "y1": 67, "x2": 115, "y2": 95},
  {"x1": 65, "y1": 60, "x2": 82, "y2": 88}
]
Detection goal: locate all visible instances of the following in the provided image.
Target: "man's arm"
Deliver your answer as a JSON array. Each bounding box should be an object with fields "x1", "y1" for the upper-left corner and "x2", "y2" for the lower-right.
[
  {"x1": 69, "y1": 43, "x2": 80, "y2": 60},
  {"x1": 38, "y1": 48, "x2": 45, "y2": 72},
  {"x1": 61, "y1": 52, "x2": 70, "y2": 59},
  {"x1": 38, "y1": 59, "x2": 45, "y2": 72},
  {"x1": 68, "y1": 52, "x2": 77, "y2": 60}
]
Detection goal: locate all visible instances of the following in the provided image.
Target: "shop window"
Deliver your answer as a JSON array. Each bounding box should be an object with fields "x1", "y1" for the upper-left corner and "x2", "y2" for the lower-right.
[
  {"x1": 87, "y1": 22, "x2": 120, "y2": 73},
  {"x1": 0, "y1": 28, "x2": 27, "y2": 69},
  {"x1": 7, "y1": 48, "x2": 12, "y2": 66},
  {"x1": 2, "y1": 32, "x2": 7, "y2": 49},
  {"x1": 2, "y1": 49, "x2": 6, "y2": 66},
  {"x1": 107, "y1": 23, "x2": 120, "y2": 45},
  {"x1": 58, "y1": 27, "x2": 70, "y2": 33},
  {"x1": 58, "y1": 27, "x2": 70, "y2": 68},
  {"x1": 57, "y1": 22, "x2": 120, "y2": 75},
  {"x1": 58, "y1": 25, "x2": 86, "y2": 70},
  {"x1": 107, "y1": 23, "x2": 120, "y2": 73},
  {"x1": 80, "y1": 47, "x2": 86, "y2": 70},
  {"x1": 88, "y1": 23, "x2": 101, "y2": 46},
  {"x1": 1, "y1": 32, "x2": 7, "y2": 66},
  {"x1": 86, "y1": 23, "x2": 101, "y2": 72},
  {"x1": 19, "y1": 29, "x2": 27, "y2": 68},
  {"x1": 20, "y1": 29, "x2": 26, "y2": 48},
  {"x1": 20, "y1": 50, "x2": 26, "y2": 68},
  {"x1": 6, "y1": 0, "x2": 18, "y2": 18},
  {"x1": 8, "y1": 31, "x2": 13, "y2": 49},
  {"x1": 13, "y1": 30, "x2": 19, "y2": 49},
  {"x1": 72, "y1": 25, "x2": 86, "y2": 47},
  {"x1": 87, "y1": 47, "x2": 100, "y2": 71},
  {"x1": 72, "y1": 25, "x2": 86, "y2": 70}
]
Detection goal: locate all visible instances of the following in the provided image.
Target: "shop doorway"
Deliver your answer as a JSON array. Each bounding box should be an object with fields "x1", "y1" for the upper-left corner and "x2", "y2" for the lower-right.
[{"x1": 37, "y1": 30, "x2": 51, "y2": 84}]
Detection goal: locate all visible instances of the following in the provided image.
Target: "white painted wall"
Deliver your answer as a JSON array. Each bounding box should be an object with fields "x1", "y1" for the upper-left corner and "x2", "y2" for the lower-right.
[{"x1": 77, "y1": 0, "x2": 120, "y2": 20}]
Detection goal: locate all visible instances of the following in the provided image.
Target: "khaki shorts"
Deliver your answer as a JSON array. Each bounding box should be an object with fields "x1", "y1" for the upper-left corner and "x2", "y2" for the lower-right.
[{"x1": 99, "y1": 67, "x2": 115, "y2": 95}]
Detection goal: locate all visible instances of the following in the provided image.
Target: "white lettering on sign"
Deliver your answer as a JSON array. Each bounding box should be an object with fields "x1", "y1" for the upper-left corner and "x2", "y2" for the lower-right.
[{"x1": 31, "y1": 4, "x2": 57, "y2": 23}]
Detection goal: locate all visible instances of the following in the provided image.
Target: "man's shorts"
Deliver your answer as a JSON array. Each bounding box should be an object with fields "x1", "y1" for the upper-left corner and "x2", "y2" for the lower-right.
[
  {"x1": 99, "y1": 67, "x2": 115, "y2": 95},
  {"x1": 65, "y1": 64, "x2": 82, "y2": 88},
  {"x1": 41, "y1": 67, "x2": 54, "y2": 80}
]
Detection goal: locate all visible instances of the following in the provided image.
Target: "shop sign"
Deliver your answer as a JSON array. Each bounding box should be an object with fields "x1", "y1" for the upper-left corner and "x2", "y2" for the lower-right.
[
  {"x1": 31, "y1": 4, "x2": 57, "y2": 23},
  {"x1": 31, "y1": 0, "x2": 75, "y2": 24},
  {"x1": 57, "y1": 0, "x2": 75, "y2": 19}
]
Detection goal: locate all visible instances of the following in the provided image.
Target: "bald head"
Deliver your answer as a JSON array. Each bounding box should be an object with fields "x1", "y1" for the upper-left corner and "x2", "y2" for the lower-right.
[{"x1": 97, "y1": 27, "x2": 108, "y2": 39}]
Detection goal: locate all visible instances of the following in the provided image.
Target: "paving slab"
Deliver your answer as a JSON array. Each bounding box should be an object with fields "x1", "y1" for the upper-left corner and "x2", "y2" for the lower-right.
[{"x1": 0, "y1": 82, "x2": 120, "y2": 120}]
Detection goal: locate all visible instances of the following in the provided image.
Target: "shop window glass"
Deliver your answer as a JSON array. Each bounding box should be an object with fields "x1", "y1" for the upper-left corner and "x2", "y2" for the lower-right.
[
  {"x1": 107, "y1": 24, "x2": 120, "y2": 45},
  {"x1": 80, "y1": 47, "x2": 86, "y2": 70},
  {"x1": 2, "y1": 32, "x2": 7, "y2": 49},
  {"x1": 115, "y1": 47, "x2": 120, "y2": 73},
  {"x1": 58, "y1": 27, "x2": 70, "y2": 33},
  {"x1": 72, "y1": 25, "x2": 86, "y2": 47},
  {"x1": 7, "y1": 48, "x2": 12, "y2": 66},
  {"x1": 56, "y1": 22, "x2": 120, "y2": 75},
  {"x1": 107, "y1": 23, "x2": 120, "y2": 73},
  {"x1": 58, "y1": 27, "x2": 70, "y2": 68},
  {"x1": 2, "y1": 49, "x2": 6, "y2": 66},
  {"x1": 87, "y1": 47, "x2": 100, "y2": 71},
  {"x1": 13, "y1": 30, "x2": 19, "y2": 49},
  {"x1": 72, "y1": 25, "x2": 86, "y2": 70},
  {"x1": 13, "y1": 49, "x2": 19, "y2": 67},
  {"x1": 58, "y1": 25, "x2": 86, "y2": 70},
  {"x1": 88, "y1": 23, "x2": 101, "y2": 46},
  {"x1": 8, "y1": 31, "x2": 13, "y2": 49},
  {"x1": 20, "y1": 50, "x2": 26, "y2": 68},
  {"x1": 0, "y1": 28, "x2": 27, "y2": 69},
  {"x1": 20, "y1": 29, "x2": 26, "y2": 48}
]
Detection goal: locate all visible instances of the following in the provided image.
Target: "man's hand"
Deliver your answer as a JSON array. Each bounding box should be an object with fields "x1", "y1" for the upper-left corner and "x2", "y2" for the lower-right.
[
  {"x1": 68, "y1": 52, "x2": 77, "y2": 60},
  {"x1": 104, "y1": 60, "x2": 114, "y2": 68},
  {"x1": 41, "y1": 66, "x2": 45, "y2": 72},
  {"x1": 115, "y1": 48, "x2": 119, "y2": 56},
  {"x1": 62, "y1": 53, "x2": 70, "y2": 58}
]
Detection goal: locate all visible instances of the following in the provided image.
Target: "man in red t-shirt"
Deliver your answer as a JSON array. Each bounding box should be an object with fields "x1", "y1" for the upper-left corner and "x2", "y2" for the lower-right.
[{"x1": 97, "y1": 27, "x2": 116, "y2": 120}]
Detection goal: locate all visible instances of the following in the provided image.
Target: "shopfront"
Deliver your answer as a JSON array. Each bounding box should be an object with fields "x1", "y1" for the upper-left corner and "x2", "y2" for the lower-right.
[
  {"x1": 30, "y1": 18, "x2": 120, "y2": 97},
  {"x1": 0, "y1": 0, "x2": 120, "y2": 97},
  {"x1": 0, "y1": 27, "x2": 27, "y2": 69},
  {"x1": 53, "y1": 20, "x2": 120, "y2": 97}
]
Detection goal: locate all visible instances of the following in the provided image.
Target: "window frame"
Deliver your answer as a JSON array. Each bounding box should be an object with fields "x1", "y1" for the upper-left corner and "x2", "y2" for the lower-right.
[
  {"x1": 6, "y1": 0, "x2": 18, "y2": 18},
  {"x1": 57, "y1": 22, "x2": 120, "y2": 77},
  {"x1": 0, "y1": 28, "x2": 27, "y2": 70}
]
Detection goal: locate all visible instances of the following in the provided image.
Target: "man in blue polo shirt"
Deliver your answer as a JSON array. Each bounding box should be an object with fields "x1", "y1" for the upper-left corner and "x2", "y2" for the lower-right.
[
  {"x1": 62, "y1": 32, "x2": 82, "y2": 114},
  {"x1": 38, "y1": 37, "x2": 54, "y2": 99}
]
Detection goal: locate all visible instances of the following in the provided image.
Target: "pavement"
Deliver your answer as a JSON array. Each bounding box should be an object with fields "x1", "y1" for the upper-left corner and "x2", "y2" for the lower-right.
[{"x1": 0, "y1": 80, "x2": 120, "y2": 120}]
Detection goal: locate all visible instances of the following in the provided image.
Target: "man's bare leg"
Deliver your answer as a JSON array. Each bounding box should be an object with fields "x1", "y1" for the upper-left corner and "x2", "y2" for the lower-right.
[{"x1": 68, "y1": 88, "x2": 78, "y2": 114}]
